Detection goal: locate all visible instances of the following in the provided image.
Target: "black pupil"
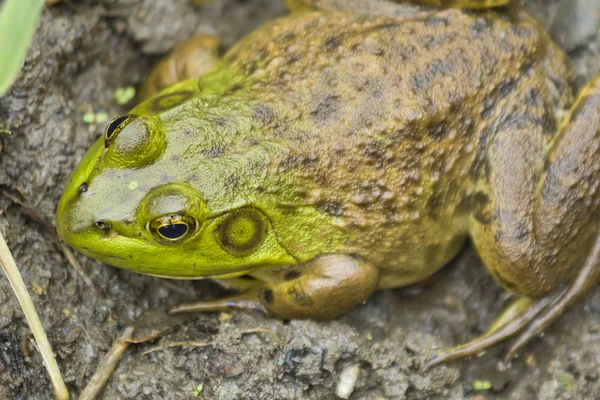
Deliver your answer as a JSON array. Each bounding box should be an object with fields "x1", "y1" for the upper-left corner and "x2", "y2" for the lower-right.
[
  {"x1": 106, "y1": 115, "x2": 129, "y2": 139},
  {"x1": 158, "y1": 223, "x2": 188, "y2": 240}
]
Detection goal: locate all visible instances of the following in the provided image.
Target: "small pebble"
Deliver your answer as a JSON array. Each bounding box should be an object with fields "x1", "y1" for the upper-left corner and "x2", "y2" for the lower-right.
[{"x1": 336, "y1": 365, "x2": 360, "y2": 399}]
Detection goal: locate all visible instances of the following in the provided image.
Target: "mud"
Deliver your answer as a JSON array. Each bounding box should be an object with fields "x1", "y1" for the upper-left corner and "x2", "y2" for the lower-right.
[{"x1": 0, "y1": 0, "x2": 598, "y2": 399}]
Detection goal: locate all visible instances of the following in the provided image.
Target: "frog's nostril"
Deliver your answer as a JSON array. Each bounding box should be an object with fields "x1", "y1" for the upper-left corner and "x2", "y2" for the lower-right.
[
  {"x1": 95, "y1": 220, "x2": 110, "y2": 232},
  {"x1": 78, "y1": 182, "x2": 89, "y2": 195}
]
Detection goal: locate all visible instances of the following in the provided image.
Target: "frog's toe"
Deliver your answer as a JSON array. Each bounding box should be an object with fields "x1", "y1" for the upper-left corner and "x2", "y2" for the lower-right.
[
  {"x1": 169, "y1": 290, "x2": 267, "y2": 315},
  {"x1": 423, "y1": 292, "x2": 559, "y2": 370}
]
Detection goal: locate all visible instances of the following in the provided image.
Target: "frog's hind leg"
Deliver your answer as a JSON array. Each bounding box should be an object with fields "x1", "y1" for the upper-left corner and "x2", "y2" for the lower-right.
[
  {"x1": 427, "y1": 76, "x2": 600, "y2": 368},
  {"x1": 285, "y1": 0, "x2": 425, "y2": 16},
  {"x1": 137, "y1": 34, "x2": 221, "y2": 101},
  {"x1": 403, "y1": 0, "x2": 510, "y2": 9},
  {"x1": 285, "y1": 0, "x2": 509, "y2": 12},
  {"x1": 170, "y1": 254, "x2": 380, "y2": 320}
]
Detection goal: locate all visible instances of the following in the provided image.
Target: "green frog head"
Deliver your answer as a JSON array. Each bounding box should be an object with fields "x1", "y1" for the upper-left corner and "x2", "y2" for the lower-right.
[{"x1": 56, "y1": 80, "x2": 298, "y2": 278}]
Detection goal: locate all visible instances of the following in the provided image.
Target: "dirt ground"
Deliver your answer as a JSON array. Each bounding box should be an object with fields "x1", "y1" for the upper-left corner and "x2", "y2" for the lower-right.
[{"x1": 0, "y1": 0, "x2": 599, "y2": 399}]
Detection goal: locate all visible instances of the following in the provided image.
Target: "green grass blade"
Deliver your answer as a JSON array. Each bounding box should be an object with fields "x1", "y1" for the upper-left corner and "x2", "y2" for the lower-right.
[{"x1": 0, "y1": 0, "x2": 45, "y2": 96}]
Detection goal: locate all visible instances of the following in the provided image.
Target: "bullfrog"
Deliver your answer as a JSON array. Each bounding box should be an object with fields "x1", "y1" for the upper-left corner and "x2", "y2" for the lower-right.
[{"x1": 55, "y1": 0, "x2": 600, "y2": 366}]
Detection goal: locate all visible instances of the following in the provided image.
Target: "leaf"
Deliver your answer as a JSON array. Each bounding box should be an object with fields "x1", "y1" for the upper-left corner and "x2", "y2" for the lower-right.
[
  {"x1": 0, "y1": 0, "x2": 45, "y2": 96},
  {"x1": 114, "y1": 86, "x2": 136, "y2": 105}
]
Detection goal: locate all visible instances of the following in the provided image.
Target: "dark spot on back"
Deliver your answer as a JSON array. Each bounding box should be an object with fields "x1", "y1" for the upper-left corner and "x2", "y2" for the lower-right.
[
  {"x1": 253, "y1": 105, "x2": 275, "y2": 126},
  {"x1": 317, "y1": 201, "x2": 342, "y2": 216},
  {"x1": 160, "y1": 174, "x2": 171, "y2": 183},
  {"x1": 520, "y1": 56, "x2": 535, "y2": 76},
  {"x1": 473, "y1": 192, "x2": 490, "y2": 207},
  {"x1": 323, "y1": 35, "x2": 342, "y2": 51},
  {"x1": 424, "y1": 16, "x2": 449, "y2": 27},
  {"x1": 204, "y1": 146, "x2": 224, "y2": 158},
  {"x1": 281, "y1": 32, "x2": 296, "y2": 41},
  {"x1": 471, "y1": 18, "x2": 491, "y2": 34},
  {"x1": 311, "y1": 95, "x2": 341, "y2": 125},
  {"x1": 472, "y1": 192, "x2": 492, "y2": 224},
  {"x1": 470, "y1": 124, "x2": 497, "y2": 178},
  {"x1": 370, "y1": 22, "x2": 402, "y2": 32},
  {"x1": 361, "y1": 139, "x2": 389, "y2": 166},
  {"x1": 515, "y1": 221, "x2": 530, "y2": 241},
  {"x1": 286, "y1": 52, "x2": 302, "y2": 65},
  {"x1": 410, "y1": 59, "x2": 453, "y2": 91},
  {"x1": 426, "y1": 191, "x2": 446, "y2": 219},
  {"x1": 480, "y1": 96, "x2": 497, "y2": 119},
  {"x1": 228, "y1": 83, "x2": 243, "y2": 94},
  {"x1": 510, "y1": 24, "x2": 534, "y2": 39},
  {"x1": 498, "y1": 78, "x2": 517, "y2": 99},
  {"x1": 525, "y1": 88, "x2": 542, "y2": 108},
  {"x1": 541, "y1": 108, "x2": 557, "y2": 136},
  {"x1": 427, "y1": 120, "x2": 450, "y2": 140}
]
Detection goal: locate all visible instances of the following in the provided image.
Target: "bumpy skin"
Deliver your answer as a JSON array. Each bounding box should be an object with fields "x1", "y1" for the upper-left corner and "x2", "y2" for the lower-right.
[{"x1": 57, "y1": 0, "x2": 600, "y2": 360}]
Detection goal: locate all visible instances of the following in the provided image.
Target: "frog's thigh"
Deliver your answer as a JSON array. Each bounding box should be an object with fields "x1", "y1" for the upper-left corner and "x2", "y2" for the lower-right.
[
  {"x1": 473, "y1": 76, "x2": 600, "y2": 298},
  {"x1": 171, "y1": 254, "x2": 380, "y2": 320},
  {"x1": 285, "y1": 0, "x2": 423, "y2": 16},
  {"x1": 428, "y1": 75, "x2": 600, "y2": 367},
  {"x1": 403, "y1": 0, "x2": 509, "y2": 9},
  {"x1": 138, "y1": 34, "x2": 220, "y2": 101},
  {"x1": 286, "y1": 0, "x2": 508, "y2": 12}
]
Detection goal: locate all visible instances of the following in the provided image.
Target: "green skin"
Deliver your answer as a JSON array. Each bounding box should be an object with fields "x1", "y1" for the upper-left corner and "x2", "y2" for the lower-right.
[{"x1": 56, "y1": 0, "x2": 600, "y2": 365}]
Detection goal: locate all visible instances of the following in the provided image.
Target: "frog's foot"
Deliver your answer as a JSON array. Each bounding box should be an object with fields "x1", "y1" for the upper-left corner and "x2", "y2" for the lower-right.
[
  {"x1": 170, "y1": 254, "x2": 380, "y2": 320},
  {"x1": 138, "y1": 34, "x2": 220, "y2": 101},
  {"x1": 425, "y1": 232, "x2": 600, "y2": 370}
]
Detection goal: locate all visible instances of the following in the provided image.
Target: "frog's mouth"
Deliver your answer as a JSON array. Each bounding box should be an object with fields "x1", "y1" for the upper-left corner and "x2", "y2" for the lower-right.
[{"x1": 144, "y1": 269, "x2": 254, "y2": 280}]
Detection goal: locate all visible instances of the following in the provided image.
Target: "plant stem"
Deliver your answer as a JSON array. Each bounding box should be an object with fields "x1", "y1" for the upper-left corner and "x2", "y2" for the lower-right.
[{"x1": 0, "y1": 229, "x2": 69, "y2": 400}]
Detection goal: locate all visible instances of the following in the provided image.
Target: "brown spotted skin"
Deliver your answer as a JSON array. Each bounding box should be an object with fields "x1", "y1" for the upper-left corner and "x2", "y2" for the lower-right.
[
  {"x1": 58, "y1": 0, "x2": 600, "y2": 346},
  {"x1": 221, "y1": 6, "x2": 574, "y2": 289}
]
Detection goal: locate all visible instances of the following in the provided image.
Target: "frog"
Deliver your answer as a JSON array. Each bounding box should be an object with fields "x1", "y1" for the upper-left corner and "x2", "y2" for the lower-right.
[{"x1": 55, "y1": 0, "x2": 600, "y2": 367}]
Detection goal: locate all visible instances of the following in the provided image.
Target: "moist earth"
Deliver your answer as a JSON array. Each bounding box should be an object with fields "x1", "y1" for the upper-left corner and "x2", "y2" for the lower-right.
[{"x1": 0, "y1": 0, "x2": 599, "y2": 399}]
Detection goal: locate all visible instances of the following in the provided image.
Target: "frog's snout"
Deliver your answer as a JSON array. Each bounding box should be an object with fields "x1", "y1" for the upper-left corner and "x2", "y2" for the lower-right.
[
  {"x1": 56, "y1": 187, "x2": 90, "y2": 245},
  {"x1": 56, "y1": 178, "x2": 108, "y2": 245}
]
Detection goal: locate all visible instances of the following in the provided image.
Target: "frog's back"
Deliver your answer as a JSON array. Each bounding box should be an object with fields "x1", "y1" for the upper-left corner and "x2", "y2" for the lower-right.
[{"x1": 220, "y1": 6, "x2": 574, "y2": 279}]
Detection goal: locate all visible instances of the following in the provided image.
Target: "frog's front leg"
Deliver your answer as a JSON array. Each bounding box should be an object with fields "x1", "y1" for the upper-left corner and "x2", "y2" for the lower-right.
[
  {"x1": 138, "y1": 34, "x2": 220, "y2": 101},
  {"x1": 428, "y1": 76, "x2": 600, "y2": 368},
  {"x1": 171, "y1": 254, "x2": 380, "y2": 320}
]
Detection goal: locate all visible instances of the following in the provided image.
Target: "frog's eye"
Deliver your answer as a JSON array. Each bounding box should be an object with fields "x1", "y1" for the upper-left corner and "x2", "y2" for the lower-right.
[
  {"x1": 105, "y1": 115, "x2": 136, "y2": 145},
  {"x1": 215, "y1": 209, "x2": 267, "y2": 256},
  {"x1": 149, "y1": 214, "x2": 197, "y2": 243}
]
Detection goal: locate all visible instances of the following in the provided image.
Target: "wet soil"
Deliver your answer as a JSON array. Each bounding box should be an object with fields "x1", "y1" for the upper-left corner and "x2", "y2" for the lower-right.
[{"x1": 0, "y1": 0, "x2": 599, "y2": 399}]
